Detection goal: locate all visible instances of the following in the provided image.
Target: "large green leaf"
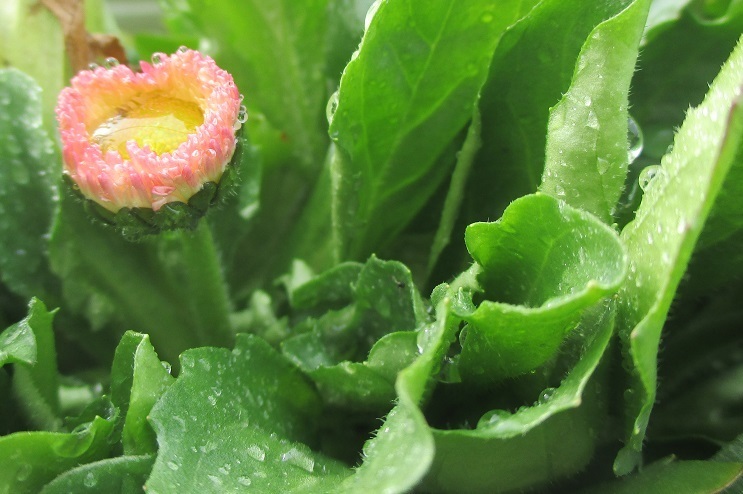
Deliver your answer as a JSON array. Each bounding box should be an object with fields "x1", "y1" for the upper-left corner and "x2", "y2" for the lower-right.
[
  {"x1": 615, "y1": 36, "x2": 743, "y2": 474},
  {"x1": 146, "y1": 334, "x2": 350, "y2": 493},
  {"x1": 458, "y1": 194, "x2": 626, "y2": 382},
  {"x1": 0, "y1": 69, "x2": 60, "y2": 302},
  {"x1": 466, "y1": 0, "x2": 635, "y2": 226},
  {"x1": 423, "y1": 302, "x2": 616, "y2": 493},
  {"x1": 540, "y1": 0, "x2": 650, "y2": 223},
  {"x1": 329, "y1": 0, "x2": 528, "y2": 261}
]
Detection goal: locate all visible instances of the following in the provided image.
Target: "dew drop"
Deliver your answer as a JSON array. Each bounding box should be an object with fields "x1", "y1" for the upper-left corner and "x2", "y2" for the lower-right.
[
  {"x1": 326, "y1": 91, "x2": 339, "y2": 125},
  {"x1": 538, "y1": 387, "x2": 557, "y2": 404},
  {"x1": 167, "y1": 461, "x2": 180, "y2": 471},
  {"x1": 237, "y1": 476, "x2": 252, "y2": 486},
  {"x1": 237, "y1": 105, "x2": 248, "y2": 124},
  {"x1": 281, "y1": 447, "x2": 315, "y2": 473},
  {"x1": 151, "y1": 53, "x2": 164, "y2": 65},
  {"x1": 479, "y1": 409, "x2": 511, "y2": 428},
  {"x1": 103, "y1": 57, "x2": 119, "y2": 69},
  {"x1": 638, "y1": 165, "x2": 662, "y2": 192},
  {"x1": 16, "y1": 464, "x2": 32, "y2": 482},
  {"x1": 88, "y1": 63, "x2": 100, "y2": 70},
  {"x1": 83, "y1": 472, "x2": 97, "y2": 488},
  {"x1": 246, "y1": 444, "x2": 266, "y2": 462},
  {"x1": 555, "y1": 184, "x2": 566, "y2": 197},
  {"x1": 178, "y1": 45, "x2": 189, "y2": 53},
  {"x1": 627, "y1": 115, "x2": 644, "y2": 163}
]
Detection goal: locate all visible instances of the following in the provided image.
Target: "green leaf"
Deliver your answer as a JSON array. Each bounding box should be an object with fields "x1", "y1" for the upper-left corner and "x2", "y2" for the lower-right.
[
  {"x1": 338, "y1": 291, "x2": 459, "y2": 493},
  {"x1": 287, "y1": 261, "x2": 363, "y2": 311},
  {"x1": 426, "y1": 107, "x2": 482, "y2": 277},
  {"x1": 615, "y1": 36, "x2": 743, "y2": 474},
  {"x1": 0, "y1": 316, "x2": 37, "y2": 367},
  {"x1": 8, "y1": 298, "x2": 61, "y2": 432},
  {"x1": 592, "y1": 458, "x2": 743, "y2": 494},
  {"x1": 110, "y1": 332, "x2": 174, "y2": 455},
  {"x1": 39, "y1": 455, "x2": 155, "y2": 494},
  {"x1": 282, "y1": 256, "x2": 426, "y2": 411},
  {"x1": 329, "y1": 0, "x2": 528, "y2": 261},
  {"x1": 468, "y1": 0, "x2": 635, "y2": 226},
  {"x1": 146, "y1": 334, "x2": 350, "y2": 493},
  {"x1": 0, "y1": 415, "x2": 115, "y2": 494},
  {"x1": 540, "y1": 0, "x2": 650, "y2": 223},
  {"x1": 0, "y1": 1, "x2": 65, "y2": 132},
  {"x1": 0, "y1": 69, "x2": 60, "y2": 301},
  {"x1": 630, "y1": 1, "x2": 743, "y2": 163},
  {"x1": 422, "y1": 302, "x2": 616, "y2": 493},
  {"x1": 160, "y1": 0, "x2": 330, "y2": 169},
  {"x1": 459, "y1": 194, "x2": 626, "y2": 382},
  {"x1": 49, "y1": 195, "x2": 233, "y2": 365}
]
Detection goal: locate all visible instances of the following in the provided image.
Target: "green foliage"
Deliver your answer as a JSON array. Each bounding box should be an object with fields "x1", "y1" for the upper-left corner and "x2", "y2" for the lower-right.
[{"x1": 2, "y1": 0, "x2": 743, "y2": 492}]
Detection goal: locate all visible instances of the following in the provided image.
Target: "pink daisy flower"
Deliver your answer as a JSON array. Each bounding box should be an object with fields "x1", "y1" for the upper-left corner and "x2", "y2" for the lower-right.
[{"x1": 56, "y1": 48, "x2": 245, "y2": 213}]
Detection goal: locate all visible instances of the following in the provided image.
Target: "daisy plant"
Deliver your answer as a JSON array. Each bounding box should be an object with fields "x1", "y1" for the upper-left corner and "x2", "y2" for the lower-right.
[{"x1": 1, "y1": 0, "x2": 743, "y2": 493}]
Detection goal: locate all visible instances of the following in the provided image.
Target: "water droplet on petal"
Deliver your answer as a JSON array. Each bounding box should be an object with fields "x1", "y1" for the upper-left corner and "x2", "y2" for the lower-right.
[
  {"x1": 237, "y1": 105, "x2": 248, "y2": 124},
  {"x1": 151, "y1": 53, "x2": 164, "y2": 65},
  {"x1": 178, "y1": 45, "x2": 189, "y2": 53},
  {"x1": 88, "y1": 63, "x2": 100, "y2": 70},
  {"x1": 103, "y1": 57, "x2": 119, "y2": 69},
  {"x1": 627, "y1": 115, "x2": 644, "y2": 163}
]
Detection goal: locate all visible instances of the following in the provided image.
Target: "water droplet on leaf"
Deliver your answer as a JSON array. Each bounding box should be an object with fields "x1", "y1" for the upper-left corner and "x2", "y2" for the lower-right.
[
  {"x1": 627, "y1": 115, "x2": 644, "y2": 163},
  {"x1": 16, "y1": 464, "x2": 32, "y2": 482},
  {"x1": 638, "y1": 165, "x2": 662, "y2": 192},
  {"x1": 326, "y1": 91, "x2": 339, "y2": 125},
  {"x1": 83, "y1": 472, "x2": 97, "y2": 488}
]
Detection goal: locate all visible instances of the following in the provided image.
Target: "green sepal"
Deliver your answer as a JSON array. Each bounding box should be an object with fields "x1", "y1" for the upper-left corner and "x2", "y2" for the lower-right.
[{"x1": 65, "y1": 133, "x2": 249, "y2": 241}]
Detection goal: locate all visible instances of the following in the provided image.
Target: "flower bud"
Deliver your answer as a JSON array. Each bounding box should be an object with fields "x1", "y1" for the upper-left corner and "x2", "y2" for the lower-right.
[{"x1": 56, "y1": 48, "x2": 247, "y2": 239}]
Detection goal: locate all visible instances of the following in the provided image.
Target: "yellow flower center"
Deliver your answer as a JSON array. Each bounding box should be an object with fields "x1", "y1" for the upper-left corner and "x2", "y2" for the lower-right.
[{"x1": 91, "y1": 92, "x2": 203, "y2": 159}]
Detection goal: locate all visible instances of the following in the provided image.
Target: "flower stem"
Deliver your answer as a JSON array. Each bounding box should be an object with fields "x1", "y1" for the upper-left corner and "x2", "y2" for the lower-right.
[{"x1": 163, "y1": 220, "x2": 234, "y2": 349}]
